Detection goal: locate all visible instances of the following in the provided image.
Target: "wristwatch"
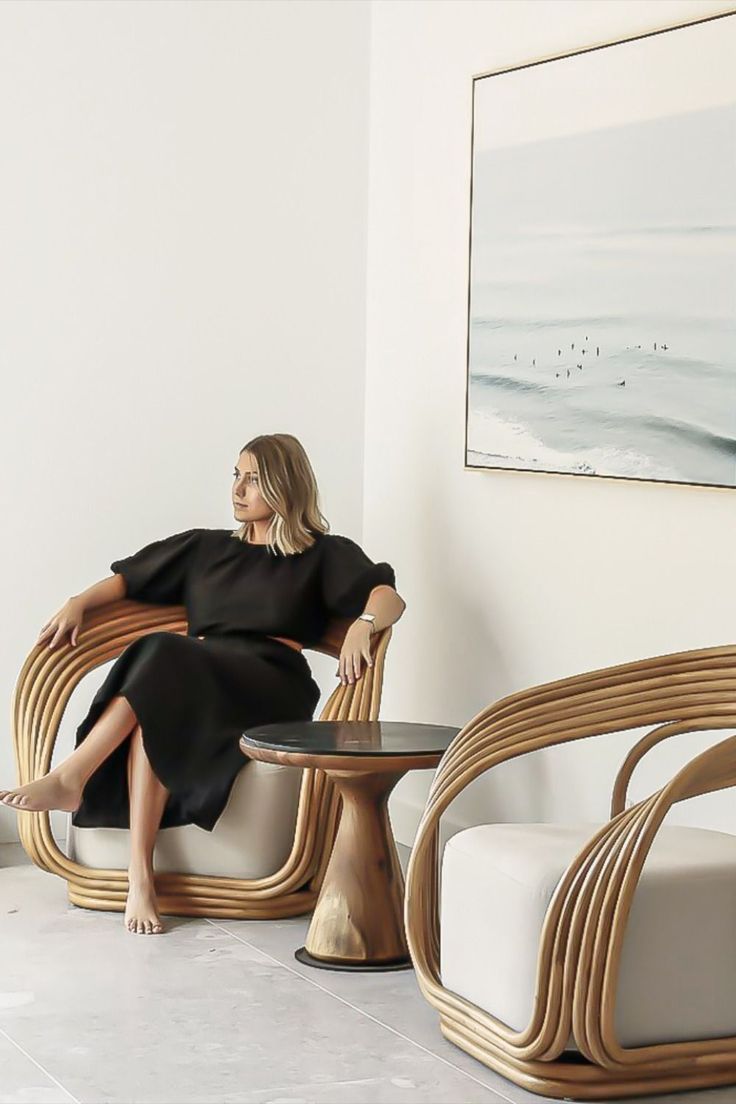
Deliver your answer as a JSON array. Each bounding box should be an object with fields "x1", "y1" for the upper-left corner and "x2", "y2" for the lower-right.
[{"x1": 358, "y1": 613, "x2": 376, "y2": 633}]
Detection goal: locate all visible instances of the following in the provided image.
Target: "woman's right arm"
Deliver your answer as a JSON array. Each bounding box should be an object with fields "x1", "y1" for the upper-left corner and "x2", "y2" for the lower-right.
[
  {"x1": 39, "y1": 527, "x2": 202, "y2": 649},
  {"x1": 37, "y1": 574, "x2": 127, "y2": 650}
]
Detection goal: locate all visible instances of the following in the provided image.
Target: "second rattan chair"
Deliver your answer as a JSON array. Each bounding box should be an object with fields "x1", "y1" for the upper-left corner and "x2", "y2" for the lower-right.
[{"x1": 405, "y1": 643, "x2": 736, "y2": 1100}]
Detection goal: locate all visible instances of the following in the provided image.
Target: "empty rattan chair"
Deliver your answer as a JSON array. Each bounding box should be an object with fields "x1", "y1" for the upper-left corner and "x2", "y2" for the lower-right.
[
  {"x1": 11, "y1": 595, "x2": 392, "y2": 919},
  {"x1": 405, "y1": 643, "x2": 736, "y2": 1100}
]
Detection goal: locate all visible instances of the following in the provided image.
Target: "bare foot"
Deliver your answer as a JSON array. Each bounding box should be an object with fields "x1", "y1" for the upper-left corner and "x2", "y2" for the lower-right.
[
  {"x1": 125, "y1": 870, "x2": 164, "y2": 935},
  {"x1": 0, "y1": 770, "x2": 83, "y2": 813}
]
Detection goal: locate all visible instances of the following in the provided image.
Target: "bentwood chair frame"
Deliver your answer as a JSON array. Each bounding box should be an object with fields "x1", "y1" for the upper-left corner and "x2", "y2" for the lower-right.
[
  {"x1": 10, "y1": 597, "x2": 392, "y2": 920},
  {"x1": 405, "y1": 643, "x2": 736, "y2": 1101}
]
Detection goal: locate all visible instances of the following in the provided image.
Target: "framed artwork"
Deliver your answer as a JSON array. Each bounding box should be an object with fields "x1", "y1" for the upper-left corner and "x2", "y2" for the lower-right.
[{"x1": 464, "y1": 10, "x2": 736, "y2": 489}]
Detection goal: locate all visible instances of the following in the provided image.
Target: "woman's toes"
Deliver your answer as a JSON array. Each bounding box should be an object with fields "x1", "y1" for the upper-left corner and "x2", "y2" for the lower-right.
[
  {"x1": 125, "y1": 914, "x2": 163, "y2": 934},
  {"x1": 0, "y1": 775, "x2": 81, "y2": 814}
]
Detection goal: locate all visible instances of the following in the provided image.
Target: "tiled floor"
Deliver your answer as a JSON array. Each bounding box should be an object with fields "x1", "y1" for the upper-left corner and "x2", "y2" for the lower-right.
[{"x1": 1, "y1": 841, "x2": 734, "y2": 1104}]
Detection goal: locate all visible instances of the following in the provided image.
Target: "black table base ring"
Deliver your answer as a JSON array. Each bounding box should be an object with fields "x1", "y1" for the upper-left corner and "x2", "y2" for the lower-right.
[{"x1": 295, "y1": 946, "x2": 413, "y2": 973}]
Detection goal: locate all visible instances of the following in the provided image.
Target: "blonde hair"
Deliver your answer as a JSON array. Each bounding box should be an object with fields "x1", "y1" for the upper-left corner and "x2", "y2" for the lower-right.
[{"x1": 230, "y1": 433, "x2": 329, "y2": 556}]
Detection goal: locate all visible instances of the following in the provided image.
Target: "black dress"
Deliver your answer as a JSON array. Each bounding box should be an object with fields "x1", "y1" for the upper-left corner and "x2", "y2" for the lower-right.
[{"x1": 70, "y1": 529, "x2": 396, "y2": 832}]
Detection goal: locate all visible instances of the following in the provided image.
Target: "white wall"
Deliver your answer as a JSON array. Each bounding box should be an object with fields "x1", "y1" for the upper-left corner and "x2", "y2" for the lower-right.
[
  {"x1": 0, "y1": 0, "x2": 371, "y2": 845},
  {"x1": 3, "y1": 0, "x2": 734, "y2": 854},
  {"x1": 364, "y1": 0, "x2": 736, "y2": 845}
]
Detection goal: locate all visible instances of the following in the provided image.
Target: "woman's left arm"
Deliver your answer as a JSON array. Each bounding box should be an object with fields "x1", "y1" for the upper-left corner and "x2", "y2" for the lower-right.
[{"x1": 338, "y1": 584, "x2": 406, "y2": 686}]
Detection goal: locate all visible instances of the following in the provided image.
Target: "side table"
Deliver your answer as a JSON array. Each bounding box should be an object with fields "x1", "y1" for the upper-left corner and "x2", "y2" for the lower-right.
[{"x1": 239, "y1": 719, "x2": 458, "y2": 971}]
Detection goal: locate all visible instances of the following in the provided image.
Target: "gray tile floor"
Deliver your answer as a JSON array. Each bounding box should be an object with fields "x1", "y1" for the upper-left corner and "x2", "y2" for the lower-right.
[{"x1": 1, "y1": 841, "x2": 734, "y2": 1104}]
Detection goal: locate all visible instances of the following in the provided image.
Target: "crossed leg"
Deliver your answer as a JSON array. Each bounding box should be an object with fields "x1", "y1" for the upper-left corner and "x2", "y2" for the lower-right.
[
  {"x1": 0, "y1": 693, "x2": 171, "y2": 936},
  {"x1": 0, "y1": 695, "x2": 139, "y2": 813}
]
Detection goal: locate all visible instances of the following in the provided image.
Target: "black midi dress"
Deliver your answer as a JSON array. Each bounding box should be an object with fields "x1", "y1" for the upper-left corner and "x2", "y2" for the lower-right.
[{"x1": 70, "y1": 528, "x2": 396, "y2": 832}]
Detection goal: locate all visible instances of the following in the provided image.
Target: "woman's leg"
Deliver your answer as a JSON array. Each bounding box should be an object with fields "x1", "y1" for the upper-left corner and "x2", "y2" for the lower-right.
[
  {"x1": 124, "y1": 724, "x2": 169, "y2": 935},
  {"x1": 0, "y1": 695, "x2": 139, "y2": 812}
]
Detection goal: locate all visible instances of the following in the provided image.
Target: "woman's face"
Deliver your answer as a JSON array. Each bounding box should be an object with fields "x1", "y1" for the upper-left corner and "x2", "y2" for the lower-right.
[{"x1": 232, "y1": 451, "x2": 274, "y2": 524}]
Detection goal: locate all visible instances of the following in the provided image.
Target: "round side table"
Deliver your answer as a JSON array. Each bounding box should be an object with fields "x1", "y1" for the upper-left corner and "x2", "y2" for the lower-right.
[{"x1": 239, "y1": 719, "x2": 458, "y2": 972}]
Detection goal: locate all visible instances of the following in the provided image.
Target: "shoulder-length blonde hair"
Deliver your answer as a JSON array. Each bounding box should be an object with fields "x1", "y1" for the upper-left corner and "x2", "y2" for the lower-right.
[{"x1": 230, "y1": 433, "x2": 329, "y2": 556}]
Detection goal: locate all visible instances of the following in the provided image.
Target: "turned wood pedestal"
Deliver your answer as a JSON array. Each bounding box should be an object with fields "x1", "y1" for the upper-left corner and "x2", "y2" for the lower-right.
[{"x1": 240, "y1": 720, "x2": 458, "y2": 972}]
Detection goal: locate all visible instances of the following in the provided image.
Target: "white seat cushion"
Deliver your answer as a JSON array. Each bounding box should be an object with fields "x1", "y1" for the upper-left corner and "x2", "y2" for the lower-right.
[
  {"x1": 440, "y1": 822, "x2": 736, "y2": 1048},
  {"x1": 67, "y1": 760, "x2": 302, "y2": 879}
]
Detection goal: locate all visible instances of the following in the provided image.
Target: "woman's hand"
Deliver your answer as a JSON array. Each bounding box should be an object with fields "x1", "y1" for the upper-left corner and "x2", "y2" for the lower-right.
[
  {"x1": 337, "y1": 620, "x2": 375, "y2": 685},
  {"x1": 36, "y1": 596, "x2": 86, "y2": 650}
]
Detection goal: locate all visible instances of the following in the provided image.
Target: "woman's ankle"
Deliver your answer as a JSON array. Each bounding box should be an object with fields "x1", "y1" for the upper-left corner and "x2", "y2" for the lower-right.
[
  {"x1": 52, "y1": 764, "x2": 86, "y2": 792},
  {"x1": 127, "y1": 860, "x2": 155, "y2": 884}
]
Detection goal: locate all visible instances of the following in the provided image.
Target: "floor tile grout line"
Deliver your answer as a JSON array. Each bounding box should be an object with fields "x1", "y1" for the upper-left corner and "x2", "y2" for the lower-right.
[
  {"x1": 204, "y1": 918, "x2": 517, "y2": 1104},
  {"x1": 0, "y1": 1024, "x2": 81, "y2": 1103}
]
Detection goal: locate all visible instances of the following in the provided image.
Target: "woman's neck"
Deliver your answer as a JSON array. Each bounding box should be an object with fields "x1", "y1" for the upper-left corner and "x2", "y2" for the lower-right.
[{"x1": 247, "y1": 521, "x2": 271, "y2": 545}]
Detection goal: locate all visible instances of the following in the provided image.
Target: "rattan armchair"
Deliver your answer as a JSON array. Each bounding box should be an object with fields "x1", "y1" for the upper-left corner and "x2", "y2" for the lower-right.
[
  {"x1": 10, "y1": 597, "x2": 392, "y2": 920},
  {"x1": 405, "y1": 643, "x2": 736, "y2": 1100}
]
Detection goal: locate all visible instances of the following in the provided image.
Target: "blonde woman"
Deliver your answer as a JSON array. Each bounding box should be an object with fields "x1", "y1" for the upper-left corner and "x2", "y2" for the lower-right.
[{"x1": 1, "y1": 433, "x2": 405, "y2": 935}]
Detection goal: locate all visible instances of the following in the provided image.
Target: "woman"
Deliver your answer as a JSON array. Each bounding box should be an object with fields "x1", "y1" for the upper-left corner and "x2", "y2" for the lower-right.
[{"x1": 0, "y1": 433, "x2": 405, "y2": 936}]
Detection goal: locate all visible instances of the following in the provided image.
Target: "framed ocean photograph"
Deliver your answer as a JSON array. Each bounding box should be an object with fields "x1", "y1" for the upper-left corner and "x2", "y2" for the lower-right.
[{"x1": 464, "y1": 10, "x2": 736, "y2": 489}]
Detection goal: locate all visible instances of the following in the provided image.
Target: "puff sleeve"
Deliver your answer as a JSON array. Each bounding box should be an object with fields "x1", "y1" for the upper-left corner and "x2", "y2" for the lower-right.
[
  {"x1": 320, "y1": 534, "x2": 396, "y2": 619},
  {"x1": 110, "y1": 528, "x2": 202, "y2": 605}
]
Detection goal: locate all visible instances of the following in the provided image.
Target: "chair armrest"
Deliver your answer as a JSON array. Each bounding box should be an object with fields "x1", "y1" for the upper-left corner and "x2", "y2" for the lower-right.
[
  {"x1": 609, "y1": 713, "x2": 735, "y2": 817},
  {"x1": 10, "y1": 598, "x2": 186, "y2": 867},
  {"x1": 610, "y1": 646, "x2": 736, "y2": 815},
  {"x1": 569, "y1": 729, "x2": 736, "y2": 1065},
  {"x1": 309, "y1": 618, "x2": 391, "y2": 660}
]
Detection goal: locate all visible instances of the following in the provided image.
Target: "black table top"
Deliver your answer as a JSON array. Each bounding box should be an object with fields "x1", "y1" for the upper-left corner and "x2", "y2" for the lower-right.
[{"x1": 240, "y1": 719, "x2": 459, "y2": 758}]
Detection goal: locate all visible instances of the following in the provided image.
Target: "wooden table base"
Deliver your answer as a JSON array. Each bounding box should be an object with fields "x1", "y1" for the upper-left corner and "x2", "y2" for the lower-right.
[{"x1": 302, "y1": 768, "x2": 410, "y2": 971}]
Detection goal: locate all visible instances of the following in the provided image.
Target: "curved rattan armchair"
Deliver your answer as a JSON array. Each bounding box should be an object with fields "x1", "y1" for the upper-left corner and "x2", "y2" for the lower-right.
[
  {"x1": 10, "y1": 597, "x2": 392, "y2": 920},
  {"x1": 405, "y1": 643, "x2": 736, "y2": 1100}
]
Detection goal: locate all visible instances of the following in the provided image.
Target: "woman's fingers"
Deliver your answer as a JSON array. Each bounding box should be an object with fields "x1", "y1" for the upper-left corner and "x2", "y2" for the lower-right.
[
  {"x1": 37, "y1": 601, "x2": 83, "y2": 650},
  {"x1": 48, "y1": 624, "x2": 67, "y2": 650},
  {"x1": 335, "y1": 650, "x2": 367, "y2": 685}
]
